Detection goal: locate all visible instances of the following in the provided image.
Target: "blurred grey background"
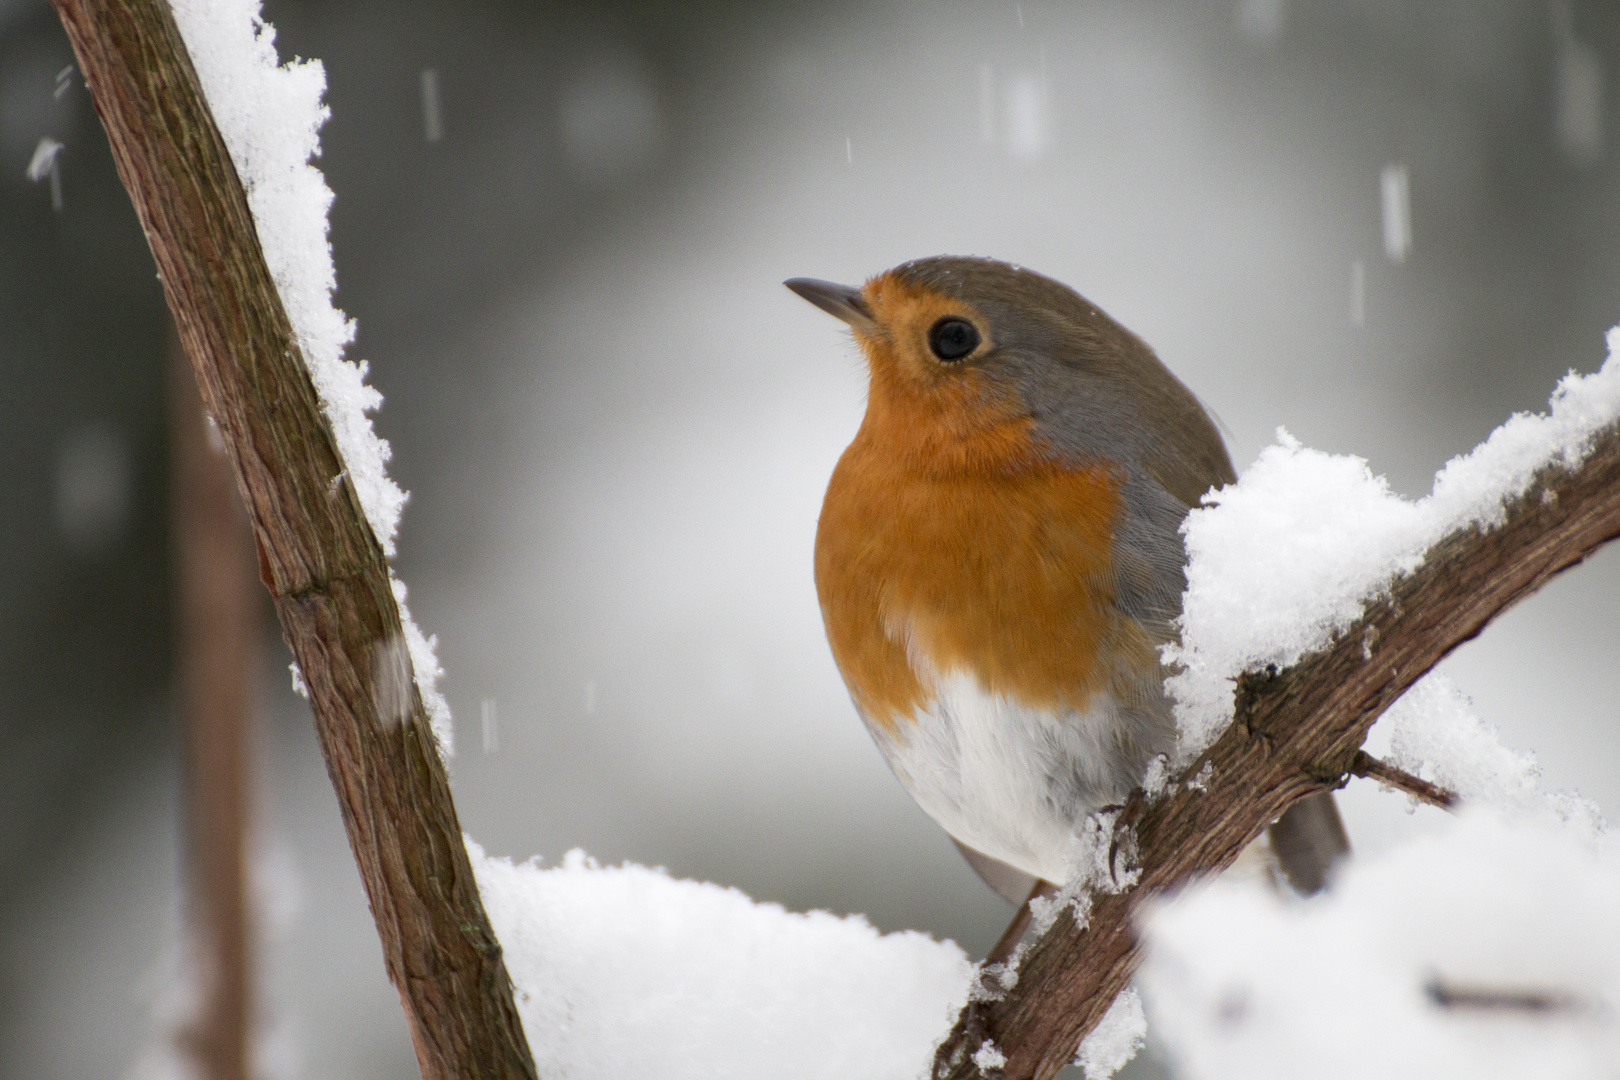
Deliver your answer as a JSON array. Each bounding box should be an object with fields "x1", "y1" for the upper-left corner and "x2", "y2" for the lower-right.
[{"x1": 3, "y1": 0, "x2": 1619, "y2": 1076}]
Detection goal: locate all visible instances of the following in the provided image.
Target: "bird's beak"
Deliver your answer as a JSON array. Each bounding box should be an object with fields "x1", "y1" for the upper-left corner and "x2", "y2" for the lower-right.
[{"x1": 784, "y1": 277, "x2": 876, "y2": 333}]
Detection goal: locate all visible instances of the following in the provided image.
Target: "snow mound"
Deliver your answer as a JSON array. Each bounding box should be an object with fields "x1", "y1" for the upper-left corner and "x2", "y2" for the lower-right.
[
  {"x1": 1140, "y1": 809, "x2": 1620, "y2": 1080},
  {"x1": 471, "y1": 843, "x2": 973, "y2": 1080}
]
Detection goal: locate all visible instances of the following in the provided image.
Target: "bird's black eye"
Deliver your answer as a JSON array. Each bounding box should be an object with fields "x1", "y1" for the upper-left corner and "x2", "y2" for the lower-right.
[{"x1": 928, "y1": 317, "x2": 980, "y2": 361}]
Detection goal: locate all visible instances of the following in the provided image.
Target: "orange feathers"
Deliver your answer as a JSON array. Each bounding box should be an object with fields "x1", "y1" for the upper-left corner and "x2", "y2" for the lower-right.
[{"x1": 815, "y1": 272, "x2": 1135, "y2": 732}]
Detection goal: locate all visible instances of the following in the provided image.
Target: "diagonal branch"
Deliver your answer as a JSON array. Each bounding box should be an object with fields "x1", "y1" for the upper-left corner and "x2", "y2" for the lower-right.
[
  {"x1": 48, "y1": 2, "x2": 539, "y2": 1078},
  {"x1": 932, "y1": 424, "x2": 1620, "y2": 1080}
]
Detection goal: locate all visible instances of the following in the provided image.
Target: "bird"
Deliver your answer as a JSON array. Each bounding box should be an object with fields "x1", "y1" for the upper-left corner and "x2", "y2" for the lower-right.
[{"x1": 786, "y1": 256, "x2": 1347, "y2": 928}]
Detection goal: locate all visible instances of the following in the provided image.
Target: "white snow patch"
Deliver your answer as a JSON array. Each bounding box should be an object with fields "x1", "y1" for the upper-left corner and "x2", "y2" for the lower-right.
[
  {"x1": 470, "y1": 842, "x2": 973, "y2": 1080},
  {"x1": 391, "y1": 577, "x2": 453, "y2": 750},
  {"x1": 1139, "y1": 808, "x2": 1620, "y2": 1080},
  {"x1": 1371, "y1": 672, "x2": 1604, "y2": 837},
  {"x1": 972, "y1": 1040, "x2": 1007, "y2": 1072},
  {"x1": 1075, "y1": 987, "x2": 1147, "y2": 1080}
]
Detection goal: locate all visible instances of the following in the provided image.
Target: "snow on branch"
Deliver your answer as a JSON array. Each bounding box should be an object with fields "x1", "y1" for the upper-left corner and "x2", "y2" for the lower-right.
[
  {"x1": 47, "y1": 1, "x2": 531, "y2": 1077},
  {"x1": 932, "y1": 351, "x2": 1620, "y2": 1079},
  {"x1": 1168, "y1": 354, "x2": 1620, "y2": 766},
  {"x1": 165, "y1": 0, "x2": 452, "y2": 751}
]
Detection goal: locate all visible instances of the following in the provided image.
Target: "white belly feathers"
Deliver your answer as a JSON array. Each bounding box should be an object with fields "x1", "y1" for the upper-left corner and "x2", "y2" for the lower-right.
[{"x1": 858, "y1": 665, "x2": 1146, "y2": 887}]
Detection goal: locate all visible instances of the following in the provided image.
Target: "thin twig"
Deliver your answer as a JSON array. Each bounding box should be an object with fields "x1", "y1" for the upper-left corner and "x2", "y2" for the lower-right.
[
  {"x1": 1349, "y1": 750, "x2": 1459, "y2": 810},
  {"x1": 171, "y1": 334, "x2": 255, "y2": 1080},
  {"x1": 1424, "y1": 978, "x2": 1586, "y2": 1014}
]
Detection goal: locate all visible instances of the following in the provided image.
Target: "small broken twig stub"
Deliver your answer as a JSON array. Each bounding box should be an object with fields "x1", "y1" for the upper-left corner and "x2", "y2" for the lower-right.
[
  {"x1": 1349, "y1": 750, "x2": 1459, "y2": 810},
  {"x1": 1424, "y1": 978, "x2": 1588, "y2": 1015},
  {"x1": 49, "y1": 2, "x2": 538, "y2": 1078}
]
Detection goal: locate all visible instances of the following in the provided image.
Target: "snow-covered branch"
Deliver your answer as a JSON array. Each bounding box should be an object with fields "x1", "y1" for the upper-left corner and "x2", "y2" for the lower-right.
[
  {"x1": 931, "y1": 398, "x2": 1620, "y2": 1078},
  {"x1": 48, "y1": 2, "x2": 535, "y2": 1077}
]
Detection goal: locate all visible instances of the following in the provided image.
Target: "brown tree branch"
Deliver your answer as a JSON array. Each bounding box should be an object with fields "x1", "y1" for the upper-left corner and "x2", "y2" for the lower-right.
[
  {"x1": 1349, "y1": 750, "x2": 1459, "y2": 810},
  {"x1": 932, "y1": 424, "x2": 1620, "y2": 1080},
  {"x1": 49, "y1": 3, "x2": 539, "y2": 1078},
  {"x1": 171, "y1": 334, "x2": 256, "y2": 1080}
]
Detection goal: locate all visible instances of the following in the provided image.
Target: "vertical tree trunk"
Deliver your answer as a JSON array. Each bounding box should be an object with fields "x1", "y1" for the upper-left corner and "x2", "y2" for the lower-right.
[{"x1": 171, "y1": 335, "x2": 256, "y2": 1080}]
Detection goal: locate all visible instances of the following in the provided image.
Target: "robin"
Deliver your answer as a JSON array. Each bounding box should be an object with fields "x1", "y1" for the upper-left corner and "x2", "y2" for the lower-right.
[{"x1": 787, "y1": 257, "x2": 1347, "y2": 933}]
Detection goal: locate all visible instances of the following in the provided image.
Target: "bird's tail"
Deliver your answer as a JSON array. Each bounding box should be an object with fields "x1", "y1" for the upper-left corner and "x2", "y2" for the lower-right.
[{"x1": 1267, "y1": 790, "x2": 1351, "y2": 895}]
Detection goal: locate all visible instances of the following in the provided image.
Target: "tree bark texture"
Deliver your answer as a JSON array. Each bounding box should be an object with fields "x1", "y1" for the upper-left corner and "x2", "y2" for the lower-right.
[
  {"x1": 50, "y1": 3, "x2": 539, "y2": 1078},
  {"x1": 932, "y1": 426, "x2": 1620, "y2": 1080}
]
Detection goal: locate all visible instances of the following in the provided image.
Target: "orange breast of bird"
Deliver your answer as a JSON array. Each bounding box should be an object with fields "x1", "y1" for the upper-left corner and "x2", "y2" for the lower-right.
[{"x1": 814, "y1": 279, "x2": 1141, "y2": 739}]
